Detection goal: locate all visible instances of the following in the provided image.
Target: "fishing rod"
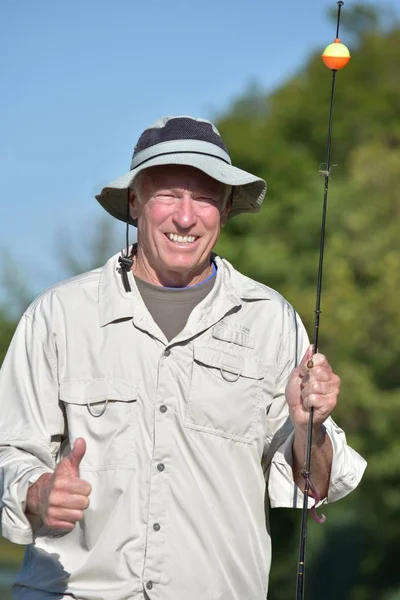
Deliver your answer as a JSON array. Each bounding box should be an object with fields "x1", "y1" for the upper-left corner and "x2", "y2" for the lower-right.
[{"x1": 295, "y1": 3, "x2": 351, "y2": 599}]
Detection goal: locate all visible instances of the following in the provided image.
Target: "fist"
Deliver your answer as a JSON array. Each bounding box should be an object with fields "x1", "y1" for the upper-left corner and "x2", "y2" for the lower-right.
[
  {"x1": 285, "y1": 346, "x2": 340, "y2": 430},
  {"x1": 27, "y1": 438, "x2": 92, "y2": 532}
]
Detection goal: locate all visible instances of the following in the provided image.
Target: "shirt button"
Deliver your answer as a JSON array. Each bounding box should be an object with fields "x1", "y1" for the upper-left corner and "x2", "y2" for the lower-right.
[
  {"x1": 164, "y1": 349, "x2": 171, "y2": 357},
  {"x1": 153, "y1": 523, "x2": 161, "y2": 531},
  {"x1": 160, "y1": 405, "x2": 167, "y2": 413},
  {"x1": 146, "y1": 581, "x2": 153, "y2": 590},
  {"x1": 157, "y1": 463, "x2": 165, "y2": 472}
]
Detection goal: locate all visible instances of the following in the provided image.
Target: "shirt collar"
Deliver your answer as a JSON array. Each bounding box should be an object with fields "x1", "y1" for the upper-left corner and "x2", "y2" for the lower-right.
[
  {"x1": 213, "y1": 255, "x2": 271, "y2": 301},
  {"x1": 98, "y1": 251, "x2": 136, "y2": 326},
  {"x1": 98, "y1": 250, "x2": 271, "y2": 327}
]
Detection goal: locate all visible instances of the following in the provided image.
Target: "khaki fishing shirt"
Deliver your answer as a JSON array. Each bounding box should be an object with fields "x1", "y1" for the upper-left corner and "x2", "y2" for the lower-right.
[{"x1": 0, "y1": 252, "x2": 366, "y2": 600}]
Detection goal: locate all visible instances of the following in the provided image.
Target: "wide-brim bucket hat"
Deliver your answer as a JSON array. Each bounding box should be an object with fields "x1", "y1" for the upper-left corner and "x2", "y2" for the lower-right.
[{"x1": 96, "y1": 116, "x2": 267, "y2": 226}]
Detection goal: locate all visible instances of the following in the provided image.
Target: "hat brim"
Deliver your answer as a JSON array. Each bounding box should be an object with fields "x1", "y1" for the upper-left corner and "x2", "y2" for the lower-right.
[{"x1": 95, "y1": 153, "x2": 267, "y2": 226}]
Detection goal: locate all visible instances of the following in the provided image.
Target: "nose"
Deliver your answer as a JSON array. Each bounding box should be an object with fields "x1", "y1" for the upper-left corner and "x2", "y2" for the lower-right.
[{"x1": 172, "y1": 193, "x2": 198, "y2": 229}]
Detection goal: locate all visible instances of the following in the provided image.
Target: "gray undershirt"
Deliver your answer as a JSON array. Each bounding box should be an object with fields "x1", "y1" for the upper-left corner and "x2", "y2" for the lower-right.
[{"x1": 134, "y1": 274, "x2": 216, "y2": 342}]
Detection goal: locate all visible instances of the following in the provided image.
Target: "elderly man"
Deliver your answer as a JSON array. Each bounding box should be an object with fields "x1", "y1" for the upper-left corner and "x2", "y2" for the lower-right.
[{"x1": 0, "y1": 116, "x2": 366, "y2": 600}]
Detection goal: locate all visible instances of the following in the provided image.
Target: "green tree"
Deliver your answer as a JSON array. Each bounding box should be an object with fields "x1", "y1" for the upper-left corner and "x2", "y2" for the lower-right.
[
  {"x1": 215, "y1": 4, "x2": 400, "y2": 599},
  {"x1": 54, "y1": 214, "x2": 122, "y2": 277}
]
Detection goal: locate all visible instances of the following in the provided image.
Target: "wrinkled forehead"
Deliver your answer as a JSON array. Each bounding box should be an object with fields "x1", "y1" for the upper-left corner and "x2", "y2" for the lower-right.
[{"x1": 139, "y1": 164, "x2": 224, "y2": 195}]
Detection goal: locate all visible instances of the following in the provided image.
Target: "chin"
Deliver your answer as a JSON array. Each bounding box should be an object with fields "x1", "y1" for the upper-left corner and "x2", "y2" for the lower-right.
[
  {"x1": 162, "y1": 251, "x2": 199, "y2": 267},
  {"x1": 163, "y1": 260, "x2": 196, "y2": 273}
]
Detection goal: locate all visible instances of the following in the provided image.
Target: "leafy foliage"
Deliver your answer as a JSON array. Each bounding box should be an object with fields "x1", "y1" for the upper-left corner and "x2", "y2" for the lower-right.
[{"x1": 215, "y1": 4, "x2": 400, "y2": 599}]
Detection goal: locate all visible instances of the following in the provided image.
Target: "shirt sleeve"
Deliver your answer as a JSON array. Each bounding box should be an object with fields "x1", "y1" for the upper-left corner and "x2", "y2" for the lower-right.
[
  {"x1": 0, "y1": 311, "x2": 63, "y2": 544},
  {"x1": 268, "y1": 419, "x2": 367, "y2": 509},
  {"x1": 264, "y1": 305, "x2": 367, "y2": 509}
]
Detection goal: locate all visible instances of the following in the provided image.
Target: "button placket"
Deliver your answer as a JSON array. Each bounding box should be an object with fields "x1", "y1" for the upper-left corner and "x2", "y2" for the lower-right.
[{"x1": 143, "y1": 344, "x2": 175, "y2": 592}]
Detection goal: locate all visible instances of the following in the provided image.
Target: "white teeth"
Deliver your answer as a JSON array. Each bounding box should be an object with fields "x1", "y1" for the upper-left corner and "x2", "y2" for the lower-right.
[{"x1": 166, "y1": 233, "x2": 197, "y2": 244}]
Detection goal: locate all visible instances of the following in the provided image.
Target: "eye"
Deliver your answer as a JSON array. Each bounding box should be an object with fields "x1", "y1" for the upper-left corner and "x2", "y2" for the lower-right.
[
  {"x1": 154, "y1": 192, "x2": 177, "y2": 203},
  {"x1": 195, "y1": 196, "x2": 219, "y2": 205}
]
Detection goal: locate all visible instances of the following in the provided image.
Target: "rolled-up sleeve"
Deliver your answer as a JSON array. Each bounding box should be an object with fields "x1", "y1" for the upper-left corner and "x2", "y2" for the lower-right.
[
  {"x1": 0, "y1": 311, "x2": 61, "y2": 544},
  {"x1": 265, "y1": 305, "x2": 367, "y2": 509},
  {"x1": 268, "y1": 419, "x2": 367, "y2": 508}
]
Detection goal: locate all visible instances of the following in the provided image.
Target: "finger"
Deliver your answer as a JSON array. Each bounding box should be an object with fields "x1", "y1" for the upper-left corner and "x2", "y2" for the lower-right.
[
  {"x1": 67, "y1": 438, "x2": 87, "y2": 472},
  {"x1": 49, "y1": 491, "x2": 90, "y2": 510},
  {"x1": 301, "y1": 380, "x2": 329, "y2": 397},
  {"x1": 307, "y1": 353, "x2": 332, "y2": 369},
  {"x1": 47, "y1": 506, "x2": 85, "y2": 523},
  {"x1": 56, "y1": 439, "x2": 87, "y2": 479},
  {"x1": 47, "y1": 506, "x2": 85, "y2": 524},
  {"x1": 302, "y1": 393, "x2": 337, "y2": 412},
  {"x1": 303, "y1": 370, "x2": 340, "y2": 394},
  {"x1": 52, "y1": 477, "x2": 92, "y2": 497},
  {"x1": 301, "y1": 367, "x2": 336, "y2": 387},
  {"x1": 298, "y1": 345, "x2": 314, "y2": 377},
  {"x1": 44, "y1": 519, "x2": 76, "y2": 532},
  {"x1": 301, "y1": 356, "x2": 333, "y2": 379}
]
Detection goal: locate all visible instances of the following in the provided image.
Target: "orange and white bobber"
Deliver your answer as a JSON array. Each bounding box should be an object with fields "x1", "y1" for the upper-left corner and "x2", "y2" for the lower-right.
[{"x1": 322, "y1": 38, "x2": 351, "y2": 70}]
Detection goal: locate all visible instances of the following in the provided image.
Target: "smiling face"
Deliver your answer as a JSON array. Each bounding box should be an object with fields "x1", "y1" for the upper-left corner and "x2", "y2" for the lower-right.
[{"x1": 130, "y1": 165, "x2": 230, "y2": 287}]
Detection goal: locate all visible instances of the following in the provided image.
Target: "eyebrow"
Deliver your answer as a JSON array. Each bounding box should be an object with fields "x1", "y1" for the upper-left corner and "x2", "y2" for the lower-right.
[{"x1": 154, "y1": 186, "x2": 219, "y2": 195}]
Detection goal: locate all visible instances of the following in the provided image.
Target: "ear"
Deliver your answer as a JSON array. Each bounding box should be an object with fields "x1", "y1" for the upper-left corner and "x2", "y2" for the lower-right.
[
  {"x1": 129, "y1": 190, "x2": 140, "y2": 220},
  {"x1": 220, "y1": 202, "x2": 231, "y2": 227},
  {"x1": 220, "y1": 186, "x2": 233, "y2": 227}
]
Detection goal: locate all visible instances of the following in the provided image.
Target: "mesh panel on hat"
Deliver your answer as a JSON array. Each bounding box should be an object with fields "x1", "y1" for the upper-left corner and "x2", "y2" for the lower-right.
[{"x1": 133, "y1": 117, "x2": 228, "y2": 156}]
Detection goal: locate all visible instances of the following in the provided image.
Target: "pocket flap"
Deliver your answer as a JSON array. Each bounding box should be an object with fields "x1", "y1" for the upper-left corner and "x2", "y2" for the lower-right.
[
  {"x1": 193, "y1": 346, "x2": 264, "y2": 380},
  {"x1": 212, "y1": 322, "x2": 255, "y2": 349},
  {"x1": 59, "y1": 379, "x2": 137, "y2": 405}
]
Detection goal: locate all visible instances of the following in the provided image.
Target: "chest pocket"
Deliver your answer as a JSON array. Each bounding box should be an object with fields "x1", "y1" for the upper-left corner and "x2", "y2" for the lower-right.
[
  {"x1": 185, "y1": 346, "x2": 265, "y2": 443},
  {"x1": 59, "y1": 379, "x2": 138, "y2": 470}
]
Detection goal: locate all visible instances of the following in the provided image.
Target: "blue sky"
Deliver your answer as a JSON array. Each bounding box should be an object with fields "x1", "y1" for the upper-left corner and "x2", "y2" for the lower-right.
[{"x1": 0, "y1": 0, "x2": 389, "y2": 298}]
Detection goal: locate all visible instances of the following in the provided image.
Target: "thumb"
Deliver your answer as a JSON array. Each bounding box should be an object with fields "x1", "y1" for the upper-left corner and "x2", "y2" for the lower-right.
[
  {"x1": 57, "y1": 438, "x2": 86, "y2": 477},
  {"x1": 298, "y1": 344, "x2": 314, "y2": 375},
  {"x1": 286, "y1": 345, "x2": 314, "y2": 399}
]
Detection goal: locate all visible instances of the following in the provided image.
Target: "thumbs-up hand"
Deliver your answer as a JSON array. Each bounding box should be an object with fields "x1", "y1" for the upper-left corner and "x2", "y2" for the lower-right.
[
  {"x1": 26, "y1": 438, "x2": 92, "y2": 532},
  {"x1": 285, "y1": 346, "x2": 340, "y2": 432}
]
